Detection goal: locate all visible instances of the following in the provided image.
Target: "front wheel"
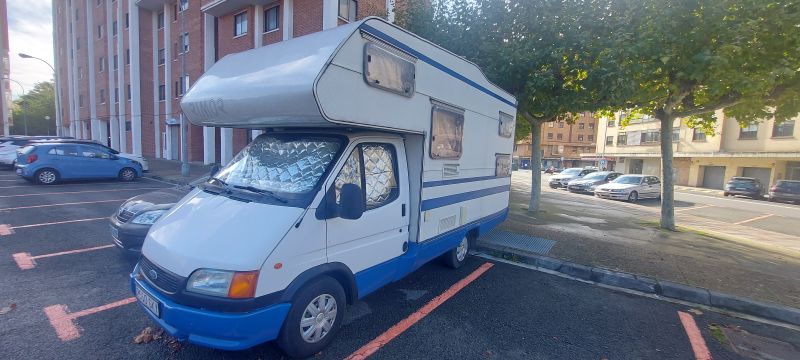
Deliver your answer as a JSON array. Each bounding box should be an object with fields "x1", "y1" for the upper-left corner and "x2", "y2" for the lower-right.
[
  {"x1": 627, "y1": 191, "x2": 639, "y2": 203},
  {"x1": 278, "y1": 276, "x2": 346, "y2": 359},
  {"x1": 119, "y1": 167, "x2": 137, "y2": 182},
  {"x1": 443, "y1": 235, "x2": 470, "y2": 269}
]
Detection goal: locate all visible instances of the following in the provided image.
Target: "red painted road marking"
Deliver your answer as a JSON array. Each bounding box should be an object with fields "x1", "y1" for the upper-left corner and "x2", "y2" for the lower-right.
[
  {"x1": 44, "y1": 297, "x2": 137, "y2": 341},
  {"x1": 13, "y1": 244, "x2": 116, "y2": 270},
  {"x1": 733, "y1": 213, "x2": 774, "y2": 225},
  {"x1": 0, "y1": 187, "x2": 164, "y2": 198},
  {"x1": 345, "y1": 262, "x2": 494, "y2": 360},
  {"x1": 678, "y1": 311, "x2": 713, "y2": 360},
  {"x1": 3, "y1": 217, "x2": 107, "y2": 233},
  {"x1": 0, "y1": 199, "x2": 127, "y2": 211},
  {"x1": 0, "y1": 224, "x2": 12, "y2": 236}
]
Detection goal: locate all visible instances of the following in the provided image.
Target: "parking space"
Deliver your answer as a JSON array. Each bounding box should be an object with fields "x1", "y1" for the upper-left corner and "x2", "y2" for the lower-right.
[{"x1": 2, "y1": 172, "x2": 800, "y2": 359}]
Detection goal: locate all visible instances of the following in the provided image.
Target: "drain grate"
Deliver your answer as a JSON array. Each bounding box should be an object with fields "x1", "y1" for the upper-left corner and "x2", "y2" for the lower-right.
[{"x1": 478, "y1": 230, "x2": 556, "y2": 255}]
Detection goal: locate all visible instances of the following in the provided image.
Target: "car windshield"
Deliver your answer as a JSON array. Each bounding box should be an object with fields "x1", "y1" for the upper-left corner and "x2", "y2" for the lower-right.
[
  {"x1": 211, "y1": 134, "x2": 343, "y2": 195},
  {"x1": 582, "y1": 172, "x2": 607, "y2": 181},
  {"x1": 613, "y1": 175, "x2": 643, "y2": 184},
  {"x1": 561, "y1": 168, "x2": 582, "y2": 175}
]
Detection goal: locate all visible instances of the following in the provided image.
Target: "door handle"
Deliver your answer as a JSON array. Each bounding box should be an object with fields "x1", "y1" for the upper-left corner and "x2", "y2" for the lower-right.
[{"x1": 401, "y1": 204, "x2": 406, "y2": 217}]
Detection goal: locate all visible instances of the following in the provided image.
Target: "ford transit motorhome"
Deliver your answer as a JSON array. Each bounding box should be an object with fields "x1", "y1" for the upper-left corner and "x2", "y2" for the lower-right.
[{"x1": 131, "y1": 17, "x2": 517, "y2": 358}]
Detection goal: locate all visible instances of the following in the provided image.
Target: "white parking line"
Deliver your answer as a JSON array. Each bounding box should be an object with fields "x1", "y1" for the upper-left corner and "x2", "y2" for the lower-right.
[
  {"x1": 0, "y1": 187, "x2": 164, "y2": 198},
  {"x1": 0, "y1": 182, "x2": 147, "y2": 189},
  {"x1": 0, "y1": 199, "x2": 127, "y2": 211},
  {"x1": 0, "y1": 217, "x2": 107, "y2": 235},
  {"x1": 734, "y1": 213, "x2": 774, "y2": 225},
  {"x1": 13, "y1": 244, "x2": 116, "y2": 270}
]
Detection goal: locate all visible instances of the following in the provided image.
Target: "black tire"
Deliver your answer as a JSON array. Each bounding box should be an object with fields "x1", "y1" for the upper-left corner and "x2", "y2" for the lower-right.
[
  {"x1": 442, "y1": 234, "x2": 470, "y2": 269},
  {"x1": 627, "y1": 191, "x2": 639, "y2": 203},
  {"x1": 278, "y1": 276, "x2": 346, "y2": 359},
  {"x1": 34, "y1": 168, "x2": 59, "y2": 185},
  {"x1": 119, "y1": 167, "x2": 137, "y2": 182}
]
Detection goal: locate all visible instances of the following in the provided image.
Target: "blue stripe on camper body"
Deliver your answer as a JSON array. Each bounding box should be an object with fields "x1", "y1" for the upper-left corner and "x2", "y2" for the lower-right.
[
  {"x1": 420, "y1": 185, "x2": 510, "y2": 211},
  {"x1": 422, "y1": 175, "x2": 510, "y2": 188},
  {"x1": 359, "y1": 24, "x2": 517, "y2": 108}
]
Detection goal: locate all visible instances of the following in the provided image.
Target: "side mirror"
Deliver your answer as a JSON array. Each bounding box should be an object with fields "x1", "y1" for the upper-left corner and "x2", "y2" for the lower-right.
[
  {"x1": 110, "y1": 154, "x2": 119, "y2": 160},
  {"x1": 338, "y1": 184, "x2": 365, "y2": 220},
  {"x1": 209, "y1": 164, "x2": 220, "y2": 177}
]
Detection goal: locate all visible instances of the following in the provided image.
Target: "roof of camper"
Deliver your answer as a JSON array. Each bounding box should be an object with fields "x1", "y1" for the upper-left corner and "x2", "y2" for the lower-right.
[{"x1": 181, "y1": 17, "x2": 517, "y2": 130}]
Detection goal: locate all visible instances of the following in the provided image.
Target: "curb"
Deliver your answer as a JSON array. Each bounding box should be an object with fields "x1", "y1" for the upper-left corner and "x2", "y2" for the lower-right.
[
  {"x1": 477, "y1": 242, "x2": 800, "y2": 327},
  {"x1": 143, "y1": 174, "x2": 192, "y2": 186}
]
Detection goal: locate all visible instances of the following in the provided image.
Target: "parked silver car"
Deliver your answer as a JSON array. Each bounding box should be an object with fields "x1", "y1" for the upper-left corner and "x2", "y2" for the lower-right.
[
  {"x1": 594, "y1": 174, "x2": 661, "y2": 202},
  {"x1": 567, "y1": 171, "x2": 623, "y2": 193},
  {"x1": 549, "y1": 167, "x2": 597, "y2": 189}
]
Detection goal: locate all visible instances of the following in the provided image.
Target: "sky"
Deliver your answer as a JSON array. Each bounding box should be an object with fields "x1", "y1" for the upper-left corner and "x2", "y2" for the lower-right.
[{"x1": 6, "y1": 0, "x2": 54, "y2": 99}]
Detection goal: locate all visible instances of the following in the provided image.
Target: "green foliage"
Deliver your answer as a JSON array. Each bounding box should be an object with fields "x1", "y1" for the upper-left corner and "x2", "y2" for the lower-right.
[
  {"x1": 10, "y1": 81, "x2": 57, "y2": 136},
  {"x1": 514, "y1": 115, "x2": 531, "y2": 142}
]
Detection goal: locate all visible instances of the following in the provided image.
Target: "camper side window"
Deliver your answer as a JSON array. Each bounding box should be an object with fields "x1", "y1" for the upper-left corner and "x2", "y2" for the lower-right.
[
  {"x1": 430, "y1": 104, "x2": 464, "y2": 159},
  {"x1": 364, "y1": 43, "x2": 415, "y2": 97},
  {"x1": 334, "y1": 143, "x2": 399, "y2": 210},
  {"x1": 499, "y1": 112, "x2": 515, "y2": 138}
]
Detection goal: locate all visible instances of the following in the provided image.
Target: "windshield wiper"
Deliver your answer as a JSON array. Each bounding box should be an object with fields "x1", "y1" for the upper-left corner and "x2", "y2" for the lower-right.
[{"x1": 232, "y1": 185, "x2": 288, "y2": 203}]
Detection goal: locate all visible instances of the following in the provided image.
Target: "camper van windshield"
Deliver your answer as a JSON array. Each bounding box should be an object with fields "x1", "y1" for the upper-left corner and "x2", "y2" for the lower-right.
[{"x1": 211, "y1": 135, "x2": 343, "y2": 195}]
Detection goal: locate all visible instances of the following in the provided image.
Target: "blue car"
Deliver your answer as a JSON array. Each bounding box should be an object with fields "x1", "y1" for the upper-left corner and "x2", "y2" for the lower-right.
[{"x1": 15, "y1": 142, "x2": 143, "y2": 184}]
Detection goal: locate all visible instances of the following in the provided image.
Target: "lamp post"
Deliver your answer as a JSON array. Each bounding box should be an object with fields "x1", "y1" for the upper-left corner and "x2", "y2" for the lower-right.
[
  {"x1": 3, "y1": 77, "x2": 27, "y2": 135},
  {"x1": 18, "y1": 53, "x2": 62, "y2": 137}
]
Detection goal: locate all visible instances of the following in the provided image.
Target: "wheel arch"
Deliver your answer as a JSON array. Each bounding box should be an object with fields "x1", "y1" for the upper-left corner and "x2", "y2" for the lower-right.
[{"x1": 278, "y1": 262, "x2": 358, "y2": 305}]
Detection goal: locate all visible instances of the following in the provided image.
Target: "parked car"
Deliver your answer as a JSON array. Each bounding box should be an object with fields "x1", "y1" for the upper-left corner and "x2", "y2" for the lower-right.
[
  {"x1": 549, "y1": 167, "x2": 596, "y2": 188},
  {"x1": 567, "y1": 171, "x2": 623, "y2": 193},
  {"x1": 1, "y1": 136, "x2": 72, "y2": 168},
  {"x1": 768, "y1": 180, "x2": 800, "y2": 204},
  {"x1": 595, "y1": 174, "x2": 661, "y2": 202},
  {"x1": 30, "y1": 139, "x2": 149, "y2": 172},
  {"x1": 723, "y1": 177, "x2": 764, "y2": 199},
  {"x1": 14, "y1": 142, "x2": 142, "y2": 184},
  {"x1": 544, "y1": 166, "x2": 561, "y2": 174}
]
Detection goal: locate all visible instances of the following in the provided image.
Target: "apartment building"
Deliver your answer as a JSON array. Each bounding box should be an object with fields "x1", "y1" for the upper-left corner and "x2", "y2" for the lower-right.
[
  {"x1": 586, "y1": 112, "x2": 800, "y2": 188},
  {"x1": 53, "y1": 0, "x2": 398, "y2": 164},
  {"x1": 513, "y1": 112, "x2": 600, "y2": 170},
  {"x1": 1, "y1": 0, "x2": 10, "y2": 136}
]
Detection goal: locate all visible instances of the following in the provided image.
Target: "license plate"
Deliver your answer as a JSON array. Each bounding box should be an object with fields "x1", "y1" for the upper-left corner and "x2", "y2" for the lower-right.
[
  {"x1": 110, "y1": 225, "x2": 119, "y2": 240},
  {"x1": 16, "y1": 168, "x2": 21, "y2": 175},
  {"x1": 735, "y1": 188, "x2": 746, "y2": 191},
  {"x1": 135, "y1": 285, "x2": 161, "y2": 317}
]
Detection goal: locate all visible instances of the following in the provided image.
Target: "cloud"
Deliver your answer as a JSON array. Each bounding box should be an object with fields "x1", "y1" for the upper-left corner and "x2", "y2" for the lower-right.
[{"x1": 7, "y1": 0, "x2": 54, "y2": 99}]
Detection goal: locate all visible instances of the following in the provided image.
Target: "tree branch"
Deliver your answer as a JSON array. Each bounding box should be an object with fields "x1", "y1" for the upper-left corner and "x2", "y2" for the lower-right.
[{"x1": 673, "y1": 93, "x2": 741, "y2": 118}]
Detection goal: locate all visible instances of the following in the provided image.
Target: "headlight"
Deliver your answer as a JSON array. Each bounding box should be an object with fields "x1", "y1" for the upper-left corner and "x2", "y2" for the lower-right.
[
  {"x1": 611, "y1": 189, "x2": 627, "y2": 193},
  {"x1": 186, "y1": 269, "x2": 259, "y2": 298},
  {"x1": 589, "y1": 185, "x2": 597, "y2": 191},
  {"x1": 131, "y1": 210, "x2": 167, "y2": 224}
]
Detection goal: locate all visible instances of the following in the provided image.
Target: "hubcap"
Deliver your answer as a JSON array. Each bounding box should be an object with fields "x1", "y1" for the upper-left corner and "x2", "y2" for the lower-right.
[
  {"x1": 456, "y1": 237, "x2": 468, "y2": 262},
  {"x1": 300, "y1": 294, "x2": 337, "y2": 343},
  {"x1": 122, "y1": 169, "x2": 134, "y2": 180},
  {"x1": 629, "y1": 192, "x2": 637, "y2": 201},
  {"x1": 39, "y1": 171, "x2": 55, "y2": 184}
]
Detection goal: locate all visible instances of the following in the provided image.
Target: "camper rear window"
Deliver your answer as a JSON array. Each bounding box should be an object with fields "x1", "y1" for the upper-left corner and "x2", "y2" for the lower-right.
[
  {"x1": 364, "y1": 42, "x2": 415, "y2": 97},
  {"x1": 430, "y1": 104, "x2": 464, "y2": 159}
]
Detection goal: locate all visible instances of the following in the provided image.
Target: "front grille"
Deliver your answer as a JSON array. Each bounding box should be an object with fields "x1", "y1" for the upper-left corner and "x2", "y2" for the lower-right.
[
  {"x1": 117, "y1": 209, "x2": 135, "y2": 223},
  {"x1": 139, "y1": 257, "x2": 185, "y2": 294}
]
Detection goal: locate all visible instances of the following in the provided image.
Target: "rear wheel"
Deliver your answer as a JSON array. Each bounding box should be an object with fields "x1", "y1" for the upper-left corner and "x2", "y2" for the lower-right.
[
  {"x1": 278, "y1": 276, "x2": 346, "y2": 359},
  {"x1": 627, "y1": 191, "x2": 639, "y2": 203},
  {"x1": 443, "y1": 235, "x2": 470, "y2": 269},
  {"x1": 35, "y1": 168, "x2": 59, "y2": 185},
  {"x1": 119, "y1": 167, "x2": 137, "y2": 182}
]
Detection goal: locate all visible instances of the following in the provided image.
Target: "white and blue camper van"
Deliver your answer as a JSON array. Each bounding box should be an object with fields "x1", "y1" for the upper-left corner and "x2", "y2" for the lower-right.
[{"x1": 131, "y1": 17, "x2": 517, "y2": 358}]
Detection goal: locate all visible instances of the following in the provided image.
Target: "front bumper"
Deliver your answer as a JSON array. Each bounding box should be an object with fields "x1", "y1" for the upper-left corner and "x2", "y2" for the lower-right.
[
  {"x1": 109, "y1": 215, "x2": 150, "y2": 253},
  {"x1": 568, "y1": 185, "x2": 592, "y2": 193},
  {"x1": 130, "y1": 272, "x2": 291, "y2": 350},
  {"x1": 725, "y1": 189, "x2": 760, "y2": 197},
  {"x1": 595, "y1": 191, "x2": 629, "y2": 200}
]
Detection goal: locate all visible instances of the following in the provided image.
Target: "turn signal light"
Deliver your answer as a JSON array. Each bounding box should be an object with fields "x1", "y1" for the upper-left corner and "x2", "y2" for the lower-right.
[
  {"x1": 228, "y1": 271, "x2": 259, "y2": 299},
  {"x1": 27, "y1": 154, "x2": 38, "y2": 163}
]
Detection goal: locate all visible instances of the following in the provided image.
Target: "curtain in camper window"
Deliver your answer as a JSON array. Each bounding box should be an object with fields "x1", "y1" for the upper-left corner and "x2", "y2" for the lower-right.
[{"x1": 430, "y1": 104, "x2": 464, "y2": 159}]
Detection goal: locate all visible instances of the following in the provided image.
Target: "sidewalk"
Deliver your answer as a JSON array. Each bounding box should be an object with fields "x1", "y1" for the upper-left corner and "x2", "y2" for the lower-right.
[
  {"x1": 494, "y1": 173, "x2": 800, "y2": 309},
  {"x1": 143, "y1": 158, "x2": 214, "y2": 185}
]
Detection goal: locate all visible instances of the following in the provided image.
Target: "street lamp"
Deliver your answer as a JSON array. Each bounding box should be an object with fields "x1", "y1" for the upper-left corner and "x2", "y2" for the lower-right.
[
  {"x1": 18, "y1": 53, "x2": 62, "y2": 137},
  {"x1": 3, "y1": 77, "x2": 28, "y2": 135}
]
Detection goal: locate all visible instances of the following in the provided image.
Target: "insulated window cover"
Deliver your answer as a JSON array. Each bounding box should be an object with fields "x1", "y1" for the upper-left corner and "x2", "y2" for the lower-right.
[
  {"x1": 499, "y1": 112, "x2": 515, "y2": 138},
  {"x1": 364, "y1": 42, "x2": 415, "y2": 97},
  {"x1": 496, "y1": 154, "x2": 511, "y2": 177},
  {"x1": 430, "y1": 103, "x2": 464, "y2": 159}
]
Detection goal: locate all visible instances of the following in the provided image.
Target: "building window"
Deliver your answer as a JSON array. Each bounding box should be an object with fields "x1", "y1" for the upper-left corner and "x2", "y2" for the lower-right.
[
  {"x1": 179, "y1": 0, "x2": 188, "y2": 12},
  {"x1": 338, "y1": 0, "x2": 358, "y2": 22},
  {"x1": 176, "y1": 75, "x2": 190, "y2": 96},
  {"x1": 692, "y1": 129, "x2": 707, "y2": 141},
  {"x1": 112, "y1": 20, "x2": 117, "y2": 36},
  {"x1": 98, "y1": 56, "x2": 104, "y2": 72},
  {"x1": 114, "y1": 88, "x2": 119, "y2": 103},
  {"x1": 113, "y1": 55, "x2": 118, "y2": 70},
  {"x1": 773, "y1": 120, "x2": 795, "y2": 137},
  {"x1": 77, "y1": 66, "x2": 83, "y2": 79},
  {"x1": 578, "y1": 135, "x2": 584, "y2": 141},
  {"x1": 75, "y1": 8, "x2": 79, "y2": 21},
  {"x1": 607, "y1": 119, "x2": 615, "y2": 127},
  {"x1": 99, "y1": 89, "x2": 105, "y2": 104},
  {"x1": 157, "y1": 48, "x2": 165, "y2": 65},
  {"x1": 617, "y1": 132, "x2": 627, "y2": 145},
  {"x1": 430, "y1": 103, "x2": 464, "y2": 159},
  {"x1": 606, "y1": 136, "x2": 614, "y2": 146},
  {"x1": 578, "y1": 123, "x2": 585, "y2": 129},
  {"x1": 234, "y1": 12, "x2": 248, "y2": 37},
  {"x1": 180, "y1": 32, "x2": 189, "y2": 53},
  {"x1": 158, "y1": 84, "x2": 165, "y2": 101},
  {"x1": 589, "y1": 123, "x2": 595, "y2": 130},
  {"x1": 641, "y1": 131, "x2": 660, "y2": 143},
  {"x1": 173, "y1": 4, "x2": 178, "y2": 21},
  {"x1": 588, "y1": 135, "x2": 594, "y2": 142},
  {"x1": 572, "y1": 146, "x2": 578, "y2": 153},
  {"x1": 739, "y1": 124, "x2": 758, "y2": 140},
  {"x1": 672, "y1": 129, "x2": 680, "y2": 142},
  {"x1": 157, "y1": 11, "x2": 164, "y2": 29},
  {"x1": 78, "y1": 94, "x2": 84, "y2": 107},
  {"x1": 125, "y1": 49, "x2": 130, "y2": 65},
  {"x1": 125, "y1": 84, "x2": 130, "y2": 100},
  {"x1": 548, "y1": 122, "x2": 554, "y2": 128},
  {"x1": 76, "y1": 37, "x2": 81, "y2": 50},
  {"x1": 558, "y1": 122, "x2": 564, "y2": 128},
  {"x1": 556, "y1": 133, "x2": 563, "y2": 140},
  {"x1": 552, "y1": 145, "x2": 562, "y2": 155},
  {"x1": 125, "y1": 13, "x2": 129, "y2": 29},
  {"x1": 547, "y1": 133, "x2": 553, "y2": 140},
  {"x1": 97, "y1": 24, "x2": 104, "y2": 39},
  {"x1": 264, "y1": 6, "x2": 279, "y2": 32}
]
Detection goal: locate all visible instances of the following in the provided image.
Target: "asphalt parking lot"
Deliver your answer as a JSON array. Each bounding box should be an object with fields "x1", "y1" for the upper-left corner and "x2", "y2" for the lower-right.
[{"x1": 2, "y1": 170, "x2": 800, "y2": 359}]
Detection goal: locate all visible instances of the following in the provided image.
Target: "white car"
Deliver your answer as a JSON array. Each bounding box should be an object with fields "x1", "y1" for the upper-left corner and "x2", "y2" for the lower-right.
[
  {"x1": 0, "y1": 138, "x2": 37, "y2": 167},
  {"x1": 594, "y1": 174, "x2": 661, "y2": 202}
]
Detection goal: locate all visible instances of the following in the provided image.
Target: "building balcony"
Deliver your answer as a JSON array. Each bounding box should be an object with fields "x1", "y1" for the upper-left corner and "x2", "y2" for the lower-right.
[{"x1": 200, "y1": 0, "x2": 276, "y2": 16}]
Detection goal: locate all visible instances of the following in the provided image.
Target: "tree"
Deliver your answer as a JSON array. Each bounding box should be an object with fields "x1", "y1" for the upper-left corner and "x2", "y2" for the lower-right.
[
  {"x1": 397, "y1": 0, "x2": 620, "y2": 211},
  {"x1": 10, "y1": 81, "x2": 57, "y2": 136},
  {"x1": 602, "y1": 0, "x2": 800, "y2": 230}
]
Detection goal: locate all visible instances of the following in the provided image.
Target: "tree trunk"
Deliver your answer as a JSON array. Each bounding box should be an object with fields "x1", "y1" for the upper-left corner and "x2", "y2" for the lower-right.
[
  {"x1": 658, "y1": 112, "x2": 676, "y2": 231},
  {"x1": 528, "y1": 117, "x2": 543, "y2": 212}
]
